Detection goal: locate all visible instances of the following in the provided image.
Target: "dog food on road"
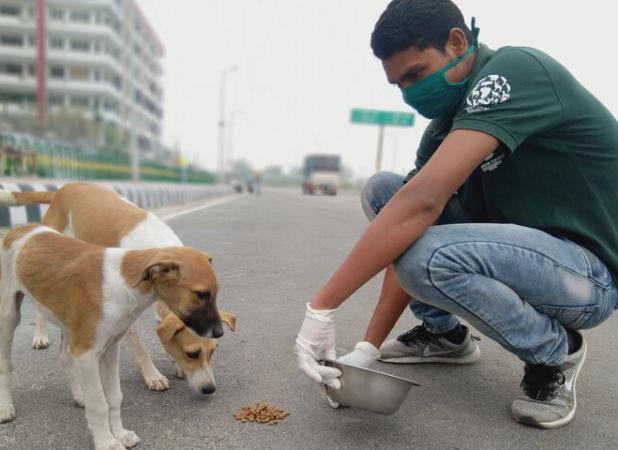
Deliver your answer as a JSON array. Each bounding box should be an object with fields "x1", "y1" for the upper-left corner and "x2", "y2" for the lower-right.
[{"x1": 233, "y1": 403, "x2": 289, "y2": 425}]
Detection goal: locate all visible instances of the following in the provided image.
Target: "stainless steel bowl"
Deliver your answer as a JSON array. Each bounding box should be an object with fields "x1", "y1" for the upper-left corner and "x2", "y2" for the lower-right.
[{"x1": 323, "y1": 359, "x2": 419, "y2": 415}]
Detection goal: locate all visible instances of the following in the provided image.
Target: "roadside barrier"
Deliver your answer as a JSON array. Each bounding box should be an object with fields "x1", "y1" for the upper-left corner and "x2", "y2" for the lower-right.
[{"x1": 0, "y1": 181, "x2": 231, "y2": 227}]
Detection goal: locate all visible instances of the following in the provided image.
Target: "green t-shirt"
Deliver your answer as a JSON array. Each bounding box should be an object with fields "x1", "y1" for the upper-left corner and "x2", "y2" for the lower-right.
[{"x1": 410, "y1": 44, "x2": 618, "y2": 281}]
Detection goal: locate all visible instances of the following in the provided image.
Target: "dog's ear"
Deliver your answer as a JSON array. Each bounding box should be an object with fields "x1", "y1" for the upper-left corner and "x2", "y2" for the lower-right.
[
  {"x1": 202, "y1": 251, "x2": 213, "y2": 263},
  {"x1": 139, "y1": 261, "x2": 179, "y2": 286},
  {"x1": 156, "y1": 314, "x2": 185, "y2": 344},
  {"x1": 219, "y1": 311, "x2": 236, "y2": 332}
]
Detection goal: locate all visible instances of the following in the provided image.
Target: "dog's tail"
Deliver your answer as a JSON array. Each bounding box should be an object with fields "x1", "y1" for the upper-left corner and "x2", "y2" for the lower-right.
[{"x1": 0, "y1": 190, "x2": 55, "y2": 206}]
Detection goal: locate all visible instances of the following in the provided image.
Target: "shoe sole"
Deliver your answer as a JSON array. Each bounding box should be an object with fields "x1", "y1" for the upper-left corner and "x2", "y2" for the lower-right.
[
  {"x1": 379, "y1": 343, "x2": 480, "y2": 365},
  {"x1": 513, "y1": 339, "x2": 587, "y2": 429}
]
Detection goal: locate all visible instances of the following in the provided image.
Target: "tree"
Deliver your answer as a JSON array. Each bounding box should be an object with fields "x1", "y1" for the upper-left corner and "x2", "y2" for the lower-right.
[
  {"x1": 47, "y1": 107, "x2": 98, "y2": 147},
  {"x1": 231, "y1": 159, "x2": 253, "y2": 181},
  {"x1": 100, "y1": 122, "x2": 129, "y2": 158}
]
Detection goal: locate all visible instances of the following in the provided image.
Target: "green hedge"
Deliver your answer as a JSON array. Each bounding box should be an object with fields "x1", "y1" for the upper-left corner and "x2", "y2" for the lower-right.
[{"x1": 0, "y1": 132, "x2": 215, "y2": 184}]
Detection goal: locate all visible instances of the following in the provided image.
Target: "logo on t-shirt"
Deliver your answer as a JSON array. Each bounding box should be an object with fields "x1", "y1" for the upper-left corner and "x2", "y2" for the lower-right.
[
  {"x1": 481, "y1": 148, "x2": 507, "y2": 172},
  {"x1": 466, "y1": 74, "x2": 511, "y2": 113}
]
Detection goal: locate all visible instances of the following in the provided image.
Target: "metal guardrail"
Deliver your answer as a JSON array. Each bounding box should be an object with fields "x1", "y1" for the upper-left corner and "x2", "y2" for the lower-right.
[{"x1": 0, "y1": 180, "x2": 232, "y2": 227}]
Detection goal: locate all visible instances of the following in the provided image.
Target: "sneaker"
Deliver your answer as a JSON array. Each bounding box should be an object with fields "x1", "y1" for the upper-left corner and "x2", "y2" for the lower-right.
[
  {"x1": 511, "y1": 330, "x2": 587, "y2": 429},
  {"x1": 378, "y1": 325, "x2": 480, "y2": 364}
]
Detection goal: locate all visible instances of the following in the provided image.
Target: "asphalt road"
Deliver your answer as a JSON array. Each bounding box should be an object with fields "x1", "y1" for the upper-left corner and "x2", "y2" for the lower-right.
[{"x1": 1, "y1": 189, "x2": 617, "y2": 449}]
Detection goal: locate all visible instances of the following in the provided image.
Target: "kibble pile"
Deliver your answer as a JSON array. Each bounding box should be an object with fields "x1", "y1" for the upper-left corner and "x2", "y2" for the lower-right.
[{"x1": 232, "y1": 403, "x2": 289, "y2": 425}]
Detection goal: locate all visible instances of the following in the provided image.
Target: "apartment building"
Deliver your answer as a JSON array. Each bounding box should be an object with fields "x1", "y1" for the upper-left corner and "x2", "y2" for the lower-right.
[{"x1": 0, "y1": 0, "x2": 164, "y2": 160}]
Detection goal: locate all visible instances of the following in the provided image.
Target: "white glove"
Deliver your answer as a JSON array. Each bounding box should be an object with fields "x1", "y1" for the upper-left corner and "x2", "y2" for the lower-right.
[
  {"x1": 326, "y1": 341, "x2": 381, "y2": 409},
  {"x1": 295, "y1": 303, "x2": 342, "y2": 389},
  {"x1": 337, "y1": 341, "x2": 381, "y2": 368}
]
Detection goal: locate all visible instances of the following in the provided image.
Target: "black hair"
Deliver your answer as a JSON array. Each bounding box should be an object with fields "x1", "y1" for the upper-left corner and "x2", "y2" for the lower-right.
[{"x1": 371, "y1": 0, "x2": 472, "y2": 60}]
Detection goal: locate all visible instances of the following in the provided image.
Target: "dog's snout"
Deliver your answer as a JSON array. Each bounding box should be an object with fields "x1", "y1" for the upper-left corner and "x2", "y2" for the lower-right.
[
  {"x1": 201, "y1": 385, "x2": 216, "y2": 395},
  {"x1": 212, "y1": 324, "x2": 224, "y2": 339},
  {"x1": 183, "y1": 304, "x2": 225, "y2": 338}
]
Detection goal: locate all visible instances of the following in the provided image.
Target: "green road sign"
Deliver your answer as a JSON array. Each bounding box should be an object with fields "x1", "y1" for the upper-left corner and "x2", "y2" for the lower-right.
[{"x1": 350, "y1": 108, "x2": 415, "y2": 127}]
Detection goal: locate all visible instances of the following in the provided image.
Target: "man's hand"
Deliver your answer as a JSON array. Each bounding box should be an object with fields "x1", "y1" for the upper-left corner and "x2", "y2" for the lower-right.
[
  {"x1": 295, "y1": 303, "x2": 342, "y2": 389},
  {"x1": 337, "y1": 341, "x2": 381, "y2": 368}
]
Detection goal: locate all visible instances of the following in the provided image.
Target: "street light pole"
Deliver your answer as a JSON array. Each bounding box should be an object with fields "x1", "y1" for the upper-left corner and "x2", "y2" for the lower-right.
[
  {"x1": 218, "y1": 65, "x2": 237, "y2": 184},
  {"x1": 227, "y1": 109, "x2": 243, "y2": 177},
  {"x1": 375, "y1": 125, "x2": 385, "y2": 172},
  {"x1": 386, "y1": 132, "x2": 398, "y2": 172}
]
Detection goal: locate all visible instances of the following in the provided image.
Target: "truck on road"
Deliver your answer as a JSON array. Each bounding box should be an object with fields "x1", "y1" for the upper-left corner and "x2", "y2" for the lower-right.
[{"x1": 301, "y1": 154, "x2": 341, "y2": 196}]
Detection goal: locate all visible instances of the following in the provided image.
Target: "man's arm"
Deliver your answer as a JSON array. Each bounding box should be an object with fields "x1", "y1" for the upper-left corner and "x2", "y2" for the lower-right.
[
  {"x1": 310, "y1": 129, "x2": 499, "y2": 310},
  {"x1": 362, "y1": 265, "x2": 411, "y2": 348}
]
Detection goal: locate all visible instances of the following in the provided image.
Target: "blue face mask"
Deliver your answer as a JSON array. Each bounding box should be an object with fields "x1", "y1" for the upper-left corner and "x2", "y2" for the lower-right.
[{"x1": 401, "y1": 18, "x2": 480, "y2": 119}]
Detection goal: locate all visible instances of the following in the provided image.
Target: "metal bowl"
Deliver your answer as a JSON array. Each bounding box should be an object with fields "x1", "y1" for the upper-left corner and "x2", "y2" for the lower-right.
[{"x1": 323, "y1": 359, "x2": 419, "y2": 415}]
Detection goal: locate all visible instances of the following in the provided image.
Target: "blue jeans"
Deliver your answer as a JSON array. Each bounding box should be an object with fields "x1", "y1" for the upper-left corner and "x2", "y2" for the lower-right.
[{"x1": 361, "y1": 172, "x2": 618, "y2": 365}]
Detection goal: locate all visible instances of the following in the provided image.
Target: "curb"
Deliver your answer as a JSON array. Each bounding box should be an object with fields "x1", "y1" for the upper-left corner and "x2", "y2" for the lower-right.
[{"x1": 0, "y1": 181, "x2": 232, "y2": 227}]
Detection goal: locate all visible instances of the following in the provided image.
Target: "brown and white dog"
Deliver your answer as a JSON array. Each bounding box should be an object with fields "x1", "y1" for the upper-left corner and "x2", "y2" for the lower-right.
[
  {"x1": 0, "y1": 183, "x2": 236, "y2": 395},
  {"x1": 0, "y1": 224, "x2": 223, "y2": 449}
]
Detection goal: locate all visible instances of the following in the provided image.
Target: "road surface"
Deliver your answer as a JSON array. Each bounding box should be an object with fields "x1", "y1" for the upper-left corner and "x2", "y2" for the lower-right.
[{"x1": 1, "y1": 189, "x2": 616, "y2": 449}]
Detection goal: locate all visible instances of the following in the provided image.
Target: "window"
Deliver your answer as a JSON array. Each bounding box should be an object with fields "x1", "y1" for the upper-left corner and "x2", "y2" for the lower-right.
[
  {"x1": 50, "y1": 37, "x2": 64, "y2": 49},
  {"x1": 49, "y1": 95, "x2": 64, "y2": 106},
  {"x1": 0, "y1": 93, "x2": 34, "y2": 108},
  {"x1": 50, "y1": 66, "x2": 65, "y2": 79},
  {"x1": 0, "y1": 35, "x2": 23, "y2": 46},
  {"x1": 28, "y1": 64, "x2": 35, "y2": 76},
  {"x1": 69, "y1": 66, "x2": 89, "y2": 80},
  {"x1": 70, "y1": 96, "x2": 89, "y2": 108},
  {"x1": 28, "y1": 35, "x2": 35, "y2": 47},
  {"x1": 94, "y1": 70, "x2": 101, "y2": 81},
  {"x1": 0, "y1": 6, "x2": 20, "y2": 16},
  {"x1": 0, "y1": 64, "x2": 22, "y2": 76},
  {"x1": 49, "y1": 8, "x2": 64, "y2": 20},
  {"x1": 70, "y1": 40, "x2": 90, "y2": 52},
  {"x1": 104, "y1": 100, "x2": 119, "y2": 112},
  {"x1": 70, "y1": 10, "x2": 90, "y2": 23}
]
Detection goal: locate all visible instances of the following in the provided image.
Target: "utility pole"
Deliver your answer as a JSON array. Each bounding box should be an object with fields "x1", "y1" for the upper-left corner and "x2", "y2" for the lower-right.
[
  {"x1": 227, "y1": 109, "x2": 243, "y2": 176},
  {"x1": 122, "y1": 0, "x2": 139, "y2": 181},
  {"x1": 36, "y1": 0, "x2": 47, "y2": 131},
  {"x1": 375, "y1": 125, "x2": 385, "y2": 172},
  {"x1": 217, "y1": 65, "x2": 237, "y2": 184},
  {"x1": 350, "y1": 108, "x2": 415, "y2": 174}
]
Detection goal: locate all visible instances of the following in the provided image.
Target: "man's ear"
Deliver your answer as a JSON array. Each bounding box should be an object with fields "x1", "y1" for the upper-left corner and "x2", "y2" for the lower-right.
[
  {"x1": 156, "y1": 314, "x2": 185, "y2": 344},
  {"x1": 136, "y1": 260, "x2": 179, "y2": 286},
  {"x1": 219, "y1": 311, "x2": 236, "y2": 332}
]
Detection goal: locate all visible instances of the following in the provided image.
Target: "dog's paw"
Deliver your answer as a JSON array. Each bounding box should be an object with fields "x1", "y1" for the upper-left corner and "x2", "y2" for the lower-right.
[
  {"x1": 174, "y1": 366, "x2": 185, "y2": 379},
  {"x1": 32, "y1": 337, "x2": 49, "y2": 349},
  {"x1": 144, "y1": 372, "x2": 170, "y2": 391},
  {"x1": 95, "y1": 439, "x2": 126, "y2": 450},
  {"x1": 116, "y1": 430, "x2": 141, "y2": 448},
  {"x1": 72, "y1": 393, "x2": 85, "y2": 408},
  {"x1": 0, "y1": 404, "x2": 15, "y2": 423}
]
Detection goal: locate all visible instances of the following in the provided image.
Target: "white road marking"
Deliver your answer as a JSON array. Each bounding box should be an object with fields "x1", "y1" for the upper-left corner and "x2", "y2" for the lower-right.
[{"x1": 160, "y1": 195, "x2": 242, "y2": 222}]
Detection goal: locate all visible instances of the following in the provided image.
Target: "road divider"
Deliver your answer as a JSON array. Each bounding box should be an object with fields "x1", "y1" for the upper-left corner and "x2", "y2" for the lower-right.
[{"x1": 0, "y1": 181, "x2": 233, "y2": 227}]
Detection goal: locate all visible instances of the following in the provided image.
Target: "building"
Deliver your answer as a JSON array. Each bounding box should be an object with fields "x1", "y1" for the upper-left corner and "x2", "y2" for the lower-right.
[{"x1": 0, "y1": 0, "x2": 164, "y2": 162}]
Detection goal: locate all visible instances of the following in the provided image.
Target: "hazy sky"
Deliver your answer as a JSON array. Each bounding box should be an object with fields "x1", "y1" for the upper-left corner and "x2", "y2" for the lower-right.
[{"x1": 139, "y1": 0, "x2": 618, "y2": 179}]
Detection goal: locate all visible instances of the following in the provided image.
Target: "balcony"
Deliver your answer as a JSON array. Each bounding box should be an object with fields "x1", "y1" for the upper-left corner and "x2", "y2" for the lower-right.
[
  {"x1": 0, "y1": 74, "x2": 37, "y2": 92},
  {"x1": 47, "y1": 48, "x2": 120, "y2": 71},
  {"x1": 0, "y1": 102, "x2": 37, "y2": 117},
  {"x1": 0, "y1": 45, "x2": 36, "y2": 61},
  {"x1": 0, "y1": 15, "x2": 36, "y2": 32},
  {"x1": 47, "y1": 21, "x2": 121, "y2": 47},
  {"x1": 47, "y1": 78, "x2": 121, "y2": 100}
]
